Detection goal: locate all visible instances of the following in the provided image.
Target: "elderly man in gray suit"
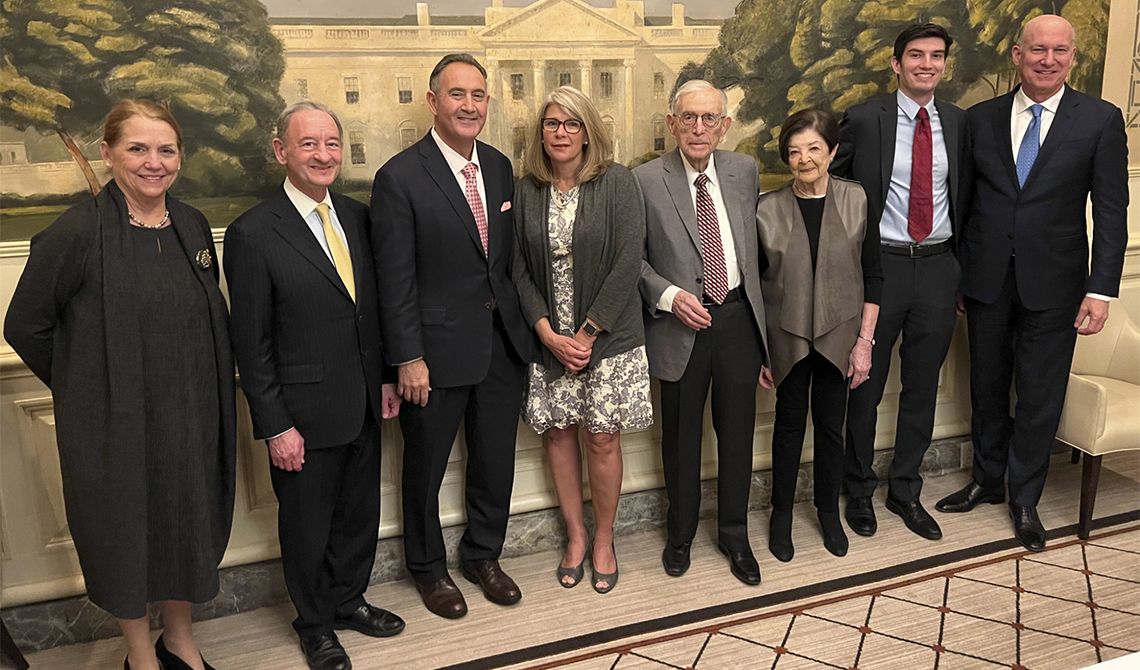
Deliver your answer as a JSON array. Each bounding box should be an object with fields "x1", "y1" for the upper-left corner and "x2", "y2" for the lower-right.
[{"x1": 635, "y1": 80, "x2": 768, "y2": 586}]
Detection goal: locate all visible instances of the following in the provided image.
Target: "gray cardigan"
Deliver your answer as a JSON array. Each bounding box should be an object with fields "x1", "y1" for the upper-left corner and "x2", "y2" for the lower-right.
[{"x1": 511, "y1": 162, "x2": 646, "y2": 379}]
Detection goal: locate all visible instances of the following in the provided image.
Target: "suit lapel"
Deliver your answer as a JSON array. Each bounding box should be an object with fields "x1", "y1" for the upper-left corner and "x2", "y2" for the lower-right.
[
  {"x1": 715, "y1": 152, "x2": 750, "y2": 273},
  {"x1": 332, "y1": 193, "x2": 366, "y2": 303},
  {"x1": 1021, "y1": 86, "x2": 1077, "y2": 192},
  {"x1": 990, "y1": 92, "x2": 1019, "y2": 192},
  {"x1": 269, "y1": 190, "x2": 352, "y2": 302},
  {"x1": 934, "y1": 97, "x2": 960, "y2": 223},
  {"x1": 662, "y1": 150, "x2": 702, "y2": 256},
  {"x1": 878, "y1": 96, "x2": 897, "y2": 206},
  {"x1": 417, "y1": 135, "x2": 486, "y2": 256}
]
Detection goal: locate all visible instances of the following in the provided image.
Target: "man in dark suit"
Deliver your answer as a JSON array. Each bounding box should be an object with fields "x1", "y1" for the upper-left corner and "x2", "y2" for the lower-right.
[
  {"x1": 636, "y1": 80, "x2": 767, "y2": 585},
  {"x1": 225, "y1": 102, "x2": 405, "y2": 670},
  {"x1": 936, "y1": 15, "x2": 1128, "y2": 551},
  {"x1": 830, "y1": 23, "x2": 969, "y2": 542},
  {"x1": 370, "y1": 54, "x2": 536, "y2": 619}
]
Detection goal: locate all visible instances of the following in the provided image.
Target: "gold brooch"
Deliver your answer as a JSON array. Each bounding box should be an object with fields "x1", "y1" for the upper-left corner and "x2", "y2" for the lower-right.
[{"x1": 196, "y1": 249, "x2": 213, "y2": 269}]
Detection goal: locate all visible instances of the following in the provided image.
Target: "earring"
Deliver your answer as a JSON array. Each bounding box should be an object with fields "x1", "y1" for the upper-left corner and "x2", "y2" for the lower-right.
[{"x1": 584, "y1": 140, "x2": 589, "y2": 145}]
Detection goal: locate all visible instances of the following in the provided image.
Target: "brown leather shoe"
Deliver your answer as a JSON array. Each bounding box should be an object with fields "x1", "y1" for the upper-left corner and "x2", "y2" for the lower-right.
[
  {"x1": 415, "y1": 575, "x2": 467, "y2": 619},
  {"x1": 460, "y1": 559, "x2": 522, "y2": 606}
]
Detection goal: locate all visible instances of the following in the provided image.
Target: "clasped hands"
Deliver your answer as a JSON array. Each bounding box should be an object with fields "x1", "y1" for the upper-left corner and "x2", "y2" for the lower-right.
[{"x1": 541, "y1": 323, "x2": 595, "y2": 374}]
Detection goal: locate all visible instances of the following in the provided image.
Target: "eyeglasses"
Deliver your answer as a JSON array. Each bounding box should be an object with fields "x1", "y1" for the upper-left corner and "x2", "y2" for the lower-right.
[
  {"x1": 676, "y1": 112, "x2": 725, "y2": 129},
  {"x1": 541, "y1": 118, "x2": 584, "y2": 134}
]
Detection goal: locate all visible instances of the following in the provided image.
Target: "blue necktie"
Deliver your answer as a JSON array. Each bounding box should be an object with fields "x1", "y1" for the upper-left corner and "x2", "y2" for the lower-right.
[{"x1": 1016, "y1": 104, "x2": 1043, "y2": 187}]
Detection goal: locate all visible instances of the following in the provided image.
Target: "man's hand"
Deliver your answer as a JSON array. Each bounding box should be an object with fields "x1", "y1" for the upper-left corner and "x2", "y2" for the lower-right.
[
  {"x1": 380, "y1": 382, "x2": 402, "y2": 419},
  {"x1": 671, "y1": 290, "x2": 713, "y2": 330},
  {"x1": 1074, "y1": 296, "x2": 1109, "y2": 335},
  {"x1": 398, "y1": 359, "x2": 431, "y2": 406},
  {"x1": 268, "y1": 427, "x2": 305, "y2": 472}
]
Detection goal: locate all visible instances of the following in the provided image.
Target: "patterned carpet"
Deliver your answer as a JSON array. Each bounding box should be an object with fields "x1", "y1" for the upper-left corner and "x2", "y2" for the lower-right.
[{"x1": 508, "y1": 523, "x2": 1140, "y2": 670}]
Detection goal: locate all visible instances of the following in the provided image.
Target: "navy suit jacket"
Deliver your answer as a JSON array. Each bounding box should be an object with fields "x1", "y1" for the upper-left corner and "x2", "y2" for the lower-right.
[
  {"x1": 370, "y1": 134, "x2": 536, "y2": 387},
  {"x1": 224, "y1": 187, "x2": 385, "y2": 448},
  {"x1": 959, "y1": 86, "x2": 1128, "y2": 310}
]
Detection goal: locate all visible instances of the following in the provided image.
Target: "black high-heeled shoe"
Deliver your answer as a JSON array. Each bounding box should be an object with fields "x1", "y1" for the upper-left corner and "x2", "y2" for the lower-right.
[{"x1": 155, "y1": 634, "x2": 215, "y2": 670}]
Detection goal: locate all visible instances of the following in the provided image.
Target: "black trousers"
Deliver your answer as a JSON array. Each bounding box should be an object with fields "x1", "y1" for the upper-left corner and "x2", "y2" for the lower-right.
[
  {"x1": 966, "y1": 260, "x2": 1080, "y2": 507},
  {"x1": 659, "y1": 296, "x2": 763, "y2": 551},
  {"x1": 270, "y1": 413, "x2": 380, "y2": 638},
  {"x1": 771, "y1": 349, "x2": 848, "y2": 513},
  {"x1": 844, "y1": 250, "x2": 959, "y2": 502},
  {"x1": 399, "y1": 318, "x2": 526, "y2": 582}
]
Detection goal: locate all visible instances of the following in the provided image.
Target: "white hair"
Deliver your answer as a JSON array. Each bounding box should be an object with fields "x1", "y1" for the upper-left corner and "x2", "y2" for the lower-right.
[{"x1": 669, "y1": 79, "x2": 729, "y2": 116}]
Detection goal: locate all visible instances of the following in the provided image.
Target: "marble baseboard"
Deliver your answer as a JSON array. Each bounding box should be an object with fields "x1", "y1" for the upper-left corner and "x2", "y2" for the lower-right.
[{"x1": 1, "y1": 437, "x2": 971, "y2": 653}]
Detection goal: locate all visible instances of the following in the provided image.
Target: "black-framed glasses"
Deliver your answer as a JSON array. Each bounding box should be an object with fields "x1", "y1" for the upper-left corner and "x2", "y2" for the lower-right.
[
  {"x1": 542, "y1": 118, "x2": 584, "y2": 134},
  {"x1": 677, "y1": 112, "x2": 725, "y2": 129}
]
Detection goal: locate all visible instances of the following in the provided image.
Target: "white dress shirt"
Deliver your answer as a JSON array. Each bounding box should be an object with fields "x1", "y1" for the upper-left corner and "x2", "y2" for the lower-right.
[
  {"x1": 658, "y1": 153, "x2": 740, "y2": 311},
  {"x1": 431, "y1": 127, "x2": 488, "y2": 225},
  {"x1": 283, "y1": 177, "x2": 349, "y2": 265},
  {"x1": 881, "y1": 90, "x2": 951, "y2": 245}
]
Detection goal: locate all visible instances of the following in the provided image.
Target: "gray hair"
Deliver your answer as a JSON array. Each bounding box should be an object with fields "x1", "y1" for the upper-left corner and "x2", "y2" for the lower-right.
[
  {"x1": 429, "y1": 53, "x2": 487, "y2": 94},
  {"x1": 669, "y1": 79, "x2": 729, "y2": 116},
  {"x1": 275, "y1": 101, "x2": 344, "y2": 142},
  {"x1": 1016, "y1": 14, "x2": 1078, "y2": 49}
]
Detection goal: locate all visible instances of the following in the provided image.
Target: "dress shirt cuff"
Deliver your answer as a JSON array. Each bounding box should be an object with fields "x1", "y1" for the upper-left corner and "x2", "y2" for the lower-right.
[
  {"x1": 1085, "y1": 293, "x2": 1113, "y2": 302},
  {"x1": 267, "y1": 426, "x2": 294, "y2": 441},
  {"x1": 657, "y1": 285, "x2": 682, "y2": 312},
  {"x1": 397, "y1": 356, "x2": 424, "y2": 366}
]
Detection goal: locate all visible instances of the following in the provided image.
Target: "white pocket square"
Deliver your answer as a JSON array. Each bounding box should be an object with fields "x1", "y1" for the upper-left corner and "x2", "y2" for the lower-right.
[{"x1": 500, "y1": 201, "x2": 512, "y2": 212}]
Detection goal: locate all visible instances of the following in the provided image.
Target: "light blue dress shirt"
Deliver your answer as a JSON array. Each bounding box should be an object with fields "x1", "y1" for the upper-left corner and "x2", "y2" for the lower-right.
[{"x1": 881, "y1": 91, "x2": 951, "y2": 245}]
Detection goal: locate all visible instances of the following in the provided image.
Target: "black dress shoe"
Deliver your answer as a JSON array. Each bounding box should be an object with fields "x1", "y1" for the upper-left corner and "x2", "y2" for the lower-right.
[
  {"x1": 718, "y1": 543, "x2": 761, "y2": 585},
  {"x1": 461, "y1": 559, "x2": 522, "y2": 606},
  {"x1": 155, "y1": 634, "x2": 214, "y2": 670},
  {"x1": 334, "y1": 602, "x2": 405, "y2": 638},
  {"x1": 818, "y1": 510, "x2": 849, "y2": 557},
  {"x1": 885, "y1": 496, "x2": 943, "y2": 540},
  {"x1": 1009, "y1": 504, "x2": 1046, "y2": 552},
  {"x1": 415, "y1": 576, "x2": 468, "y2": 619},
  {"x1": 935, "y1": 481, "x2": 1004, "y2": 513},
  {"x1": 661, "y1": 541, "x2": 692, "y2": 577},
  {"x1": 768, "y1": 509, "x2": 794, "y2": 562},
  {"x1": 299, "y1": 631, "x2": 351, "y2": 670},
  {"x1": 845, "y1": 496, "x2": 877, "y2": 537}
]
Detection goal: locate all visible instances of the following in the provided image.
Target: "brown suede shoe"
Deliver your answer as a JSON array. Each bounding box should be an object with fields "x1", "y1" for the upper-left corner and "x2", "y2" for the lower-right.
[
  {"x1": 415, "y1": 575, "x2": 468, "y2": 619},
  {"x1": 460, "y1": 559, "x2": 522, "y2": 606}
]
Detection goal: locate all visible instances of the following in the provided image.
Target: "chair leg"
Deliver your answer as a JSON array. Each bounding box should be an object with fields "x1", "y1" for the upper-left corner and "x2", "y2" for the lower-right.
[
  {"x1": 1078, "y1": 454, "x2": 1103, "y2": 541},
  {"x1": 1, "y1": 620, "x2": 29, "y2": 670},
  {"x1": 1070, "y1": 447, "x2": 1081, "y2": 464}
]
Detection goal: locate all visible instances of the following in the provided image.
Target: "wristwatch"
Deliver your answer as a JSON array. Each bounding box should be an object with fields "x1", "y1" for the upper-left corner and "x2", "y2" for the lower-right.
[{"x1": 582, "y1": 321, "x2": 601, "y2": 337}]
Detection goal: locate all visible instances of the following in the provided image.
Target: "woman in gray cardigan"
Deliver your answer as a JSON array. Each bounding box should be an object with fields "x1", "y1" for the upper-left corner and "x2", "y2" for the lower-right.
[{"x1": 512, "y1": 86, "x2": 651, "y2": 594}]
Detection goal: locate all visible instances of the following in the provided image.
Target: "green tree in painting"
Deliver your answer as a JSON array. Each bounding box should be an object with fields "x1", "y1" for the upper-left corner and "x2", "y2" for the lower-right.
[
  {"x1": 683, "y1": 0, "x2": 1108, "y2": 169},
  {"x1": 0, "y1": 0, "x2": 285, "y2": 196}
]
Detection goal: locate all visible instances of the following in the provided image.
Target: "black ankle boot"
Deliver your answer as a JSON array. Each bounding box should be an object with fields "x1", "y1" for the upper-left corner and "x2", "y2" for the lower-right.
[
  {"x1": 769, "y1": 509, "x2": 794, "y2": 562},
  {"x1": 818, "y1": 510, "x2": 849, "y2": 557}
]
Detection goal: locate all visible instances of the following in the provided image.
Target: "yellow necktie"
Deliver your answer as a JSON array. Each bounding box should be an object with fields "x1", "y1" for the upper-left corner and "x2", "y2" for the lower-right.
[{"x1": 315, "y1": 203, "x2": 355, "y2": 302}]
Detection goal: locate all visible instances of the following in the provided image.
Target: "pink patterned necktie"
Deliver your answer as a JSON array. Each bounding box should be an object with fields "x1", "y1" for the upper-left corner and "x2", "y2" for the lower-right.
[
  {"x1": 694, "y1": 173, "x2": 729, "y2": 304},
  {"x1": 462, "y1": 162, "x2": 489, "y2": 255}
]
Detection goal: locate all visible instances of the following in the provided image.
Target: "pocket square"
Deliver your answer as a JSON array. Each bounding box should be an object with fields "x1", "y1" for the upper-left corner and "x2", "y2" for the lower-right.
[{"x1": 500, "y1": 201, "x2": 512, "y2": 212}]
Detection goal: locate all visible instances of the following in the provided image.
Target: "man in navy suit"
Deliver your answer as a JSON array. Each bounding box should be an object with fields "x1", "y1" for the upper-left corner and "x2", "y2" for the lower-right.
[
  {"x1": 371, "y1": 54, "x2": 536, "y2": 619},
  {"x1": 225, "y1": 101, "x2": 405, "y2": 670},
  {"x1": 936, "y1": 15, "x2": 1128, "y2": 551},
  {"x1": 831, "y1": 23, "x2": 969, "y2": 542}
]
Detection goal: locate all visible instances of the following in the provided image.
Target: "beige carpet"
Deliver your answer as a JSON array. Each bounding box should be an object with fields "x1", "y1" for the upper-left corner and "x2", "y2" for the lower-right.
[{"x1": 22, "y1": 450, "x2": 1140, "y2": 670}]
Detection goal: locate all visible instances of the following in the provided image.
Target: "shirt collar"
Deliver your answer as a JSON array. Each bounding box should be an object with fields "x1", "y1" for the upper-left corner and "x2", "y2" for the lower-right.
[
  {"x1": 680, "y1": 151, "x2": 719, "y2": 189},
  {"x1": 431, "y1": 127, "x2": 481, "y2": 176},
  {"x1": 1014, "y1": 85, "x2": 1065, "y2": 116},
  {"x1": 896, "y1": 90, "x2": 935, "y2": 121},
  {"x1": 283, "y1": 177, "x2": 333, "y2": 219}
]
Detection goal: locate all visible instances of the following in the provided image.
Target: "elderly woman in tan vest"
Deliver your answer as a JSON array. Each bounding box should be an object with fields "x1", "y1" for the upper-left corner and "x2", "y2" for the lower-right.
[{"x1": 757, "y1": 109, "x2": 882, "y2": 562}]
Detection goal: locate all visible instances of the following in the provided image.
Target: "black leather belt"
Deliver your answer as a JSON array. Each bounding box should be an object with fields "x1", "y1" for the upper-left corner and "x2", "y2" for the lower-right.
[
  {"x1": 881, "y1": 240, "x2": 952, "y2": 258},
  {"x1": 702, "y1": 287, "x2": 742, "y2": 306}
]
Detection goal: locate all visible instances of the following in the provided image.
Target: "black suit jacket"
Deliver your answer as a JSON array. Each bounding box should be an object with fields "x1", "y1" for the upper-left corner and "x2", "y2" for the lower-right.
[
  {"x1": 370, "y1": 134, "x2": 536, "y2": 387},
  {"x1": 960, "y1": 86, "x2": 1129, "y2": 310},
  {"x1": 831, "y1": 92, "x2": 970, "y2": 247},
  {"x1": 224, "y1": 187, "x2": 385, "y2": 448}
]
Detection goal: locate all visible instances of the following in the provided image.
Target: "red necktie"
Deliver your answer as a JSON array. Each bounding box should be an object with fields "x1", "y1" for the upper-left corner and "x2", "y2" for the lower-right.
[
  {"x1": 462, "y1": 162, "x2": 489, "y2": 255},
  {"x1": 694, "y1": 173, "x2": 729, "y2": 304},
  {"x1": 908, "y1": 107, "x2": 933, "y2": 243}
]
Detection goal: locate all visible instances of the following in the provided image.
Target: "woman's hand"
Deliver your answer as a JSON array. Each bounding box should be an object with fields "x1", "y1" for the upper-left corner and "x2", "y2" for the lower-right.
[
  {"x1": 758, "y1": 366, "x2": 775, "y2": 390},
  {"x1": 847, "y1": 339, "x2": 873, "y2": 389},
  {"x1": 541, "y1": 329, "x2": 591, "y2": 373}
]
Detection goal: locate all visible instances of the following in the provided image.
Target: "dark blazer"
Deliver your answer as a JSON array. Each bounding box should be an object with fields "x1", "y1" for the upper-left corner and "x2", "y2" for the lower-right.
[
  {"x1": 370, "y1": 134, "x2": 536, "y2": 386},
  {"x1": 224, "y1": 187, "x2": 385, "y2": 449},
  {"x1": 636, "y1": 149, "x2": 769, "y2": 382},
  {"x1": 831, "y1": 92, "x2": 970, "y2": 245},
  {"x1": 512, "y1": 163, "x2": 646, "y2": 379},
  {"x1": 960, "y1": 86, "x2": 1128, "y2": 310}
]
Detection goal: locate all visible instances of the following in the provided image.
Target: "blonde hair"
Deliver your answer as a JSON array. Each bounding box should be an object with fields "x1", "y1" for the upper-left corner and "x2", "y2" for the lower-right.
[
  {"x1": 522, "y1": 86, "x2": 613, "y2": 185},
  {"x1": 103, "y1": 99, "x2": 183, "y2": 151}
]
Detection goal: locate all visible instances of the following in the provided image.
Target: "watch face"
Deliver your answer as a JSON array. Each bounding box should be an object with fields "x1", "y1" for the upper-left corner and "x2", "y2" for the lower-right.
[{"x1": 585, "y1": 323, "x2": 598, "y2": 336}]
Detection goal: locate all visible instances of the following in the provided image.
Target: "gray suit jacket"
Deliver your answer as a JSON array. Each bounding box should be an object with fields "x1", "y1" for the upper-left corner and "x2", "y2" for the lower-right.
[{"x1": 635, "y1": 149, "x2": 768, "y2": 382}]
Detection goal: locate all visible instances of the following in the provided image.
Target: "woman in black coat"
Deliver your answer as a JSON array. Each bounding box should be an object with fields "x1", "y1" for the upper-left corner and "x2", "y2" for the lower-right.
[{"x1": 4, "y1": 100, "x2": 235, "y2": 670}]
